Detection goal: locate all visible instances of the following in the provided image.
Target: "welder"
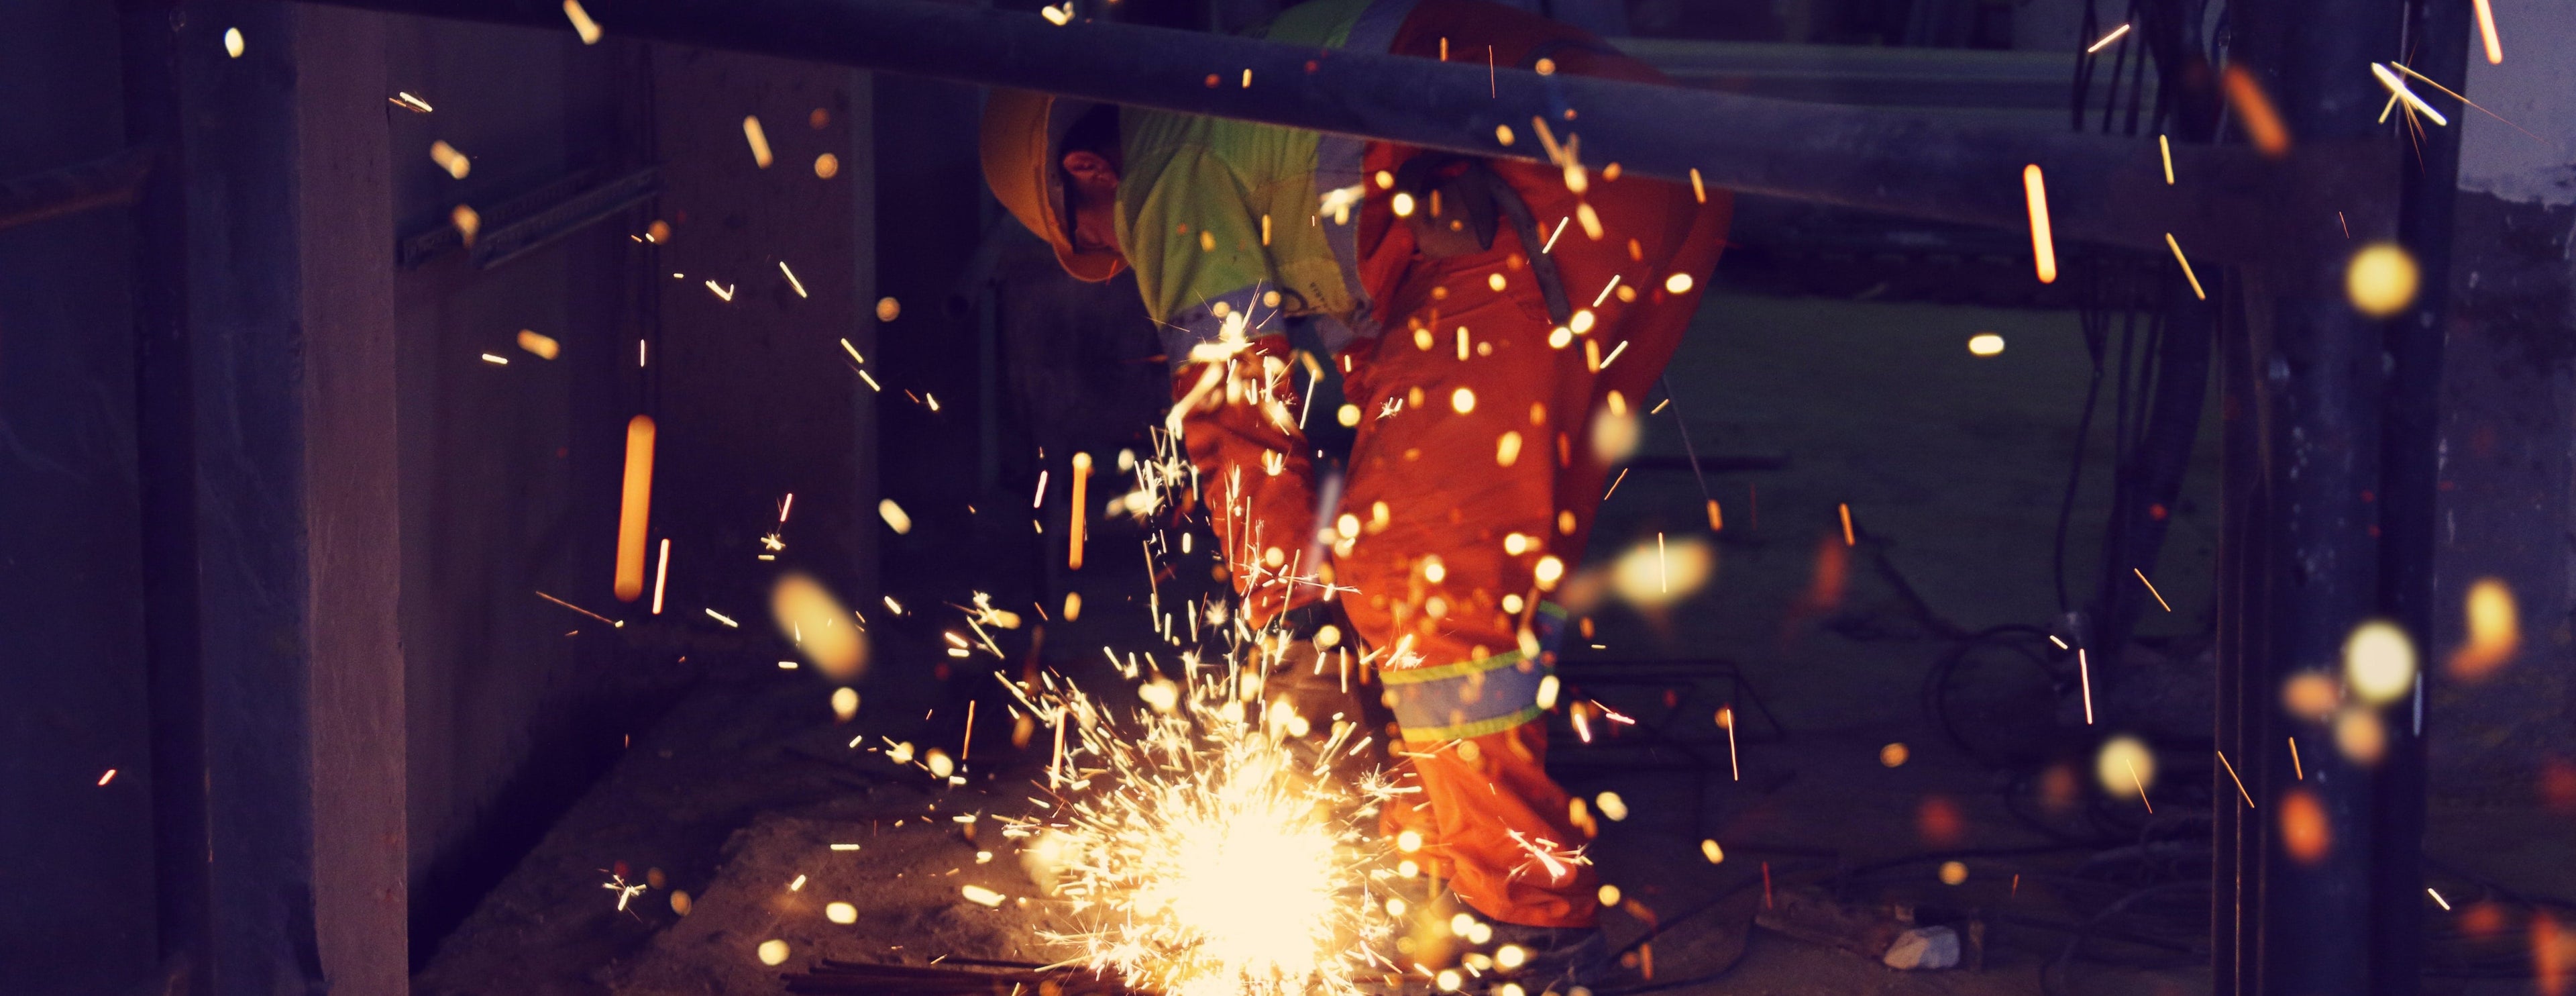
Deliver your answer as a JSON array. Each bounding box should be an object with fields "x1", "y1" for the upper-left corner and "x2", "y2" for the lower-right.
[{"x1": 981, "y1": 0, "x2": 1729, "y2": 983}]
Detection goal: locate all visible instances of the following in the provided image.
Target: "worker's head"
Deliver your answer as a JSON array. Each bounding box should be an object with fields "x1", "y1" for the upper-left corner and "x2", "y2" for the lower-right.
[{"x1": 979, "y1": 89, "x2": 1126, "y2": 282}]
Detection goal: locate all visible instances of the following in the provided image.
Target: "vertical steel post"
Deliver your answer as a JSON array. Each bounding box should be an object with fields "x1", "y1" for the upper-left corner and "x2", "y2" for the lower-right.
[
  {"x1": 2371, "y1": 0, "x2": 2469, "y2": 989},
  {"x1": 120, "y1": 0, "x2": 213, "y2": 991},
  {"x1": 2215, "y1": 0, "x2": 2428, "y2": 992}
]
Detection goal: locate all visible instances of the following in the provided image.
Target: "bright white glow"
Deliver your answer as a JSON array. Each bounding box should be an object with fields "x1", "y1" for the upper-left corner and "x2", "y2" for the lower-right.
[{"x1": 2343, "y1": 619, "x2": 2416, "y2": 705}]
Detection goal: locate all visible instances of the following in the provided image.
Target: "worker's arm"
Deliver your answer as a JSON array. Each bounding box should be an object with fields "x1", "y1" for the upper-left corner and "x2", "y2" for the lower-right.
[{"x1": 1124, "y1": 146, "x2": 1321, "y2": 625}]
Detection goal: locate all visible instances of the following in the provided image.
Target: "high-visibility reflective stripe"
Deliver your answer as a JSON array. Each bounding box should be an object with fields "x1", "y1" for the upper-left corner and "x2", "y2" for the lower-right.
[
  {"x1": 1387, "y1": 601, "x2": 1566, "y2": 740},
  {"x1": 1388, "y1": 652, "x2": 1550, "y2": 740}
]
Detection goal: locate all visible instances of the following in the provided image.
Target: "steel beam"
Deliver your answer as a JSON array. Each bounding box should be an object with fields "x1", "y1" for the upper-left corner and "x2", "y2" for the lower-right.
[
  {"x1": 2212, "y1": 0, "x2": 2434, "y2": 992},
  {"x1": 297, "y1": 0, "x2": 2297, "y2": 260}
]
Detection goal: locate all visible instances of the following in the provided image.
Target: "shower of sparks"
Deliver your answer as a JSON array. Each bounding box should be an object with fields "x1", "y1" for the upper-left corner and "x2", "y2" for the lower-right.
[
  {"x1": 391, "y1": 92, "x2": 434, "y2": 113},
  {"x1": 2429, "y1": 887, "x2": 2453, "y2": 910},
  {"x1": 2371, "y1": 64, "x2": 2449, "y2": 127},
  {"x1": 97, "y1": 769, "x2": 117, "y2": 786},
  {"x1": 2288, "y1": 736, "x2": 2305, "y2": 779},
  {"x1": 1839, "y1": 503, "x2": 1856, "y2": 546},
  {"x1": 2387, "y1": 62, "x2": 2539, "y2": 142},
  {"x1": 2134, "y1": 567, "x2": 2174, "y2": 611},
  {"x1": 2159, "y1": 135, "x2": 2174, "y2": 184},
  {"x1": 779, "y1": 260, "x2": 808, "y2": 297},
  {"x1": 602, "y1": 873, "x2": 647, "y2": 911},
  {"x1": 2125, "y1": 758, "x2": 2154, "y2": 813},
  {"x1": 978, "y1": 436, "x2": 1418, "y2": 996},
  {"x1": 705, "y1": 607, "x2": 739, "y2": 628},
  {"x1": 2084, "y1": 23, "x2": 2131, "y2": 54},
  {"x1": 1000, "y1": 659, "x2": 1401, "y2": 996}
]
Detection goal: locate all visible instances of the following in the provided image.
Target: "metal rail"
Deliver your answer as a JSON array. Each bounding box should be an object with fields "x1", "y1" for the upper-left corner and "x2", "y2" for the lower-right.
[{"x1": 299, "y1": 0, "x2": 2298, "y2": 262}]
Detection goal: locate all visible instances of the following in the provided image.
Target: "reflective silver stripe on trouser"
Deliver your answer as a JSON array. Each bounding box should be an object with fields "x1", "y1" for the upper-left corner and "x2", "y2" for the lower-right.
[
  {"x1": 1383, "y1": 604, "x2": 1568, "y2": 741},
  {"x1": 1385, "y1": 653, "x2": 1551, "y2": 742},
  {"x1": 1310, "y1": 0, "x2": 1417, "y2": 355}
]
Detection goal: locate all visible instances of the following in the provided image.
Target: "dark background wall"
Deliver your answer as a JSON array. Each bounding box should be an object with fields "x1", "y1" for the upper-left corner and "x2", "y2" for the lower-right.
[
  {"x1": 2430, "y1": 15, "x2": 2576, "y2": 793},
  {"x1": 384, "y1": 16, "x2": 663, "y2": 960},
  {"x1": 389, "y1": 20, "x2": 883, "y2": 968},
  {"x1": 0, "y1": 1, "x2": 156, "y2": 991}
]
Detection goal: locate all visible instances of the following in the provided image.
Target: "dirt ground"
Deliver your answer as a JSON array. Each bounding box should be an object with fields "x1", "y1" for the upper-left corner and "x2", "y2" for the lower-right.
[{"x1": 413, "y1": 289, "x2": 2568, "y2": 995}]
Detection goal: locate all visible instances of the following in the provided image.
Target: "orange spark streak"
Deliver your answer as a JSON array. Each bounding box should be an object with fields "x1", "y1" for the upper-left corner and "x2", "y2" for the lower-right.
[
  {"x1": 1718, "y1": 706, "x2": 1739, "y2": 781},
  {"x1": 1069, "y1": 452, "x2": 1091, "y2": 570},
  {"x1": 2078, "y1": 648, "x2": 2096, "y2": 725},
  {"x1": 2473, "y1": 0, "x2": 2502, "y2": 64},
  {"x1": 1838, "y1": 503, "x2": 1855, "y2": 546},
  {"x1": 651, "y1": 538, "x2": 671, "y2": 615},
  {"x1": 613, "y1": 415, "x2": 657, "y2": 601},
  {"x1": 2023, "y1": 164, "x2": 2058, "y2": 284},
  {"x1": 2222, "y1": 66, "x2": 2292, "y2": 157},
  {"x1": 2135, "y1": 567, "x2": 2174, "y2": 611},
  {"x1": 2218, "y1": 749, "x2": 2256, "y2": 808},
  {"x1": 2166, "y1": 233, "x2": 2208, "y2": 300},
  {"x1": 537, "y1": 591, "x2": 614, "y2": 624}
]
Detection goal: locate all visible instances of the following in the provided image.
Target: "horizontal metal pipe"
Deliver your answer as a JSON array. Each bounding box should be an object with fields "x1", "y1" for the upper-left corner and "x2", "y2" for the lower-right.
[{"x1": 301, "y1": 0, "x2": 2290, "y2": 259}]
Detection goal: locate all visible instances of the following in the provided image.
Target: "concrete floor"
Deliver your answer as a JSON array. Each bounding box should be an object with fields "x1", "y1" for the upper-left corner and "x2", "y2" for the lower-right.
[{"x1": 413, "y1": 290, "x2": 2563, "y2": 995}]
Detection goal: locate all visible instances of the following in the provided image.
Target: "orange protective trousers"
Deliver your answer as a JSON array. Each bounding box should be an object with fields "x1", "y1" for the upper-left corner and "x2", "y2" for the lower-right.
[{"x1": 1175, "y1": 0, "x2": 1732, "y2": 928}]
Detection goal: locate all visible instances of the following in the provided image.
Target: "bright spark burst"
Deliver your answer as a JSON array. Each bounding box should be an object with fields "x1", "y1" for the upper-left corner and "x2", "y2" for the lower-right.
[
  {"x1": 602, "y1": 872, "x2": 648, "y2": 911},
  {"x1": 1001, "y1": 663, "x2": 1401, "y2": 996}
]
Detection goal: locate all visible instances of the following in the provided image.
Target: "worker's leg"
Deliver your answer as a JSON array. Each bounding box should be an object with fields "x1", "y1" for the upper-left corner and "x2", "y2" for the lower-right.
[
  {"x1": 1495, "y1": 154, "x2": 1734, "y2": 550},
  {"x1": 1336, "y1": 251, "x2": 1599, "y2": 928},
  {"x1": 1328, "y1": 0, "x2": 1733, "y2": 932}
]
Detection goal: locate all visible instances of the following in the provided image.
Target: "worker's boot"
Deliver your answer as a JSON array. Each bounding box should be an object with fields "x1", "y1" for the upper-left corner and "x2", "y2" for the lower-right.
[{"x1": 1256, "y1": 613, "x2": 1446, "y2": 879}]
